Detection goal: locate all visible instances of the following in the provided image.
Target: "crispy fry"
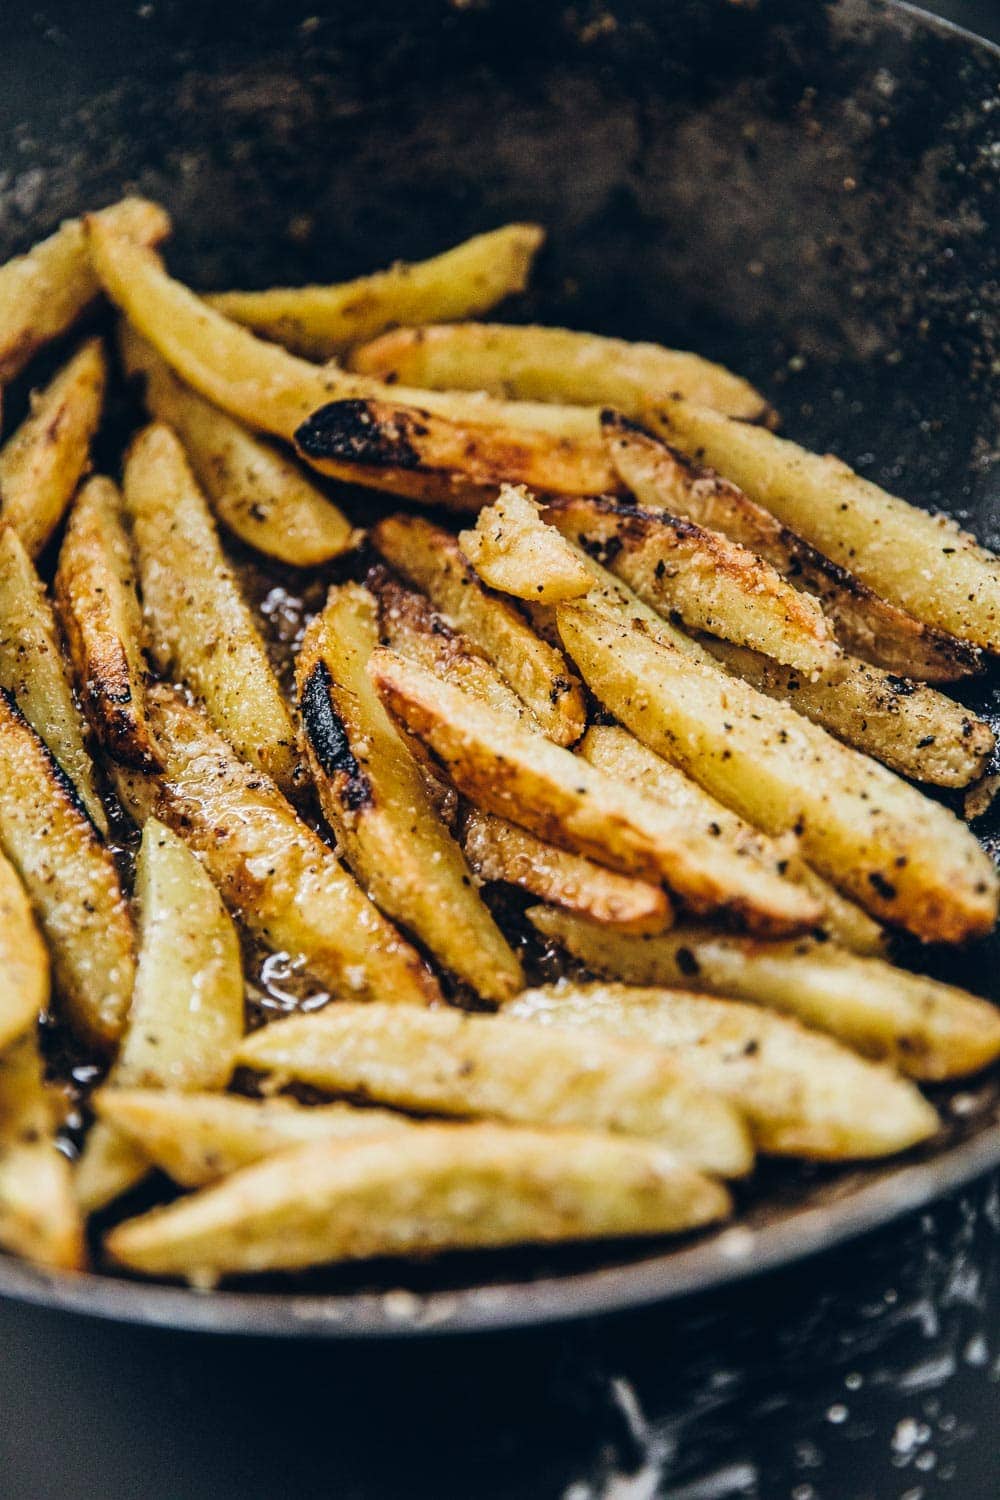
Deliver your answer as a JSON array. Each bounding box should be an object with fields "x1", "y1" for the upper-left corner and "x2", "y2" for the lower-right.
[
  {"x1": 459, "y1": 485, "x2": 592, "y2": 604},
  {"x1": 0, "y1": 1032, "x2": 84, "y2": 1270},
  {"x1": 123, "y1": 423, "x2": 302, "y2": 794},
  {"x1": 296, "y1": 584, "x2": 523, "y2": 1001},
  {"x1": 0, "y1": 851, "x2": 49, "y2": 1055},
  {"x1": 112, "y1": 685, "x2": 440, "y2": 1006},
  {"x1": 504, "y1": 984, "x2": 938, "y2": 1159},
  {"x1": 208, "y1": 224, "x2": 545, "y2": 358},
  {"x1": 529, "y1": 908, "x2": 1000, "y2": 1081},
  {"x1": 236, "y1": 1004, "x2": 754, "y2": 1175},
  {"x1": 557, "y1": 599, "x2": 998, "y2": 942},
  {"x1": 0, "y1": 339, "x2": 106, "y2": 559}
]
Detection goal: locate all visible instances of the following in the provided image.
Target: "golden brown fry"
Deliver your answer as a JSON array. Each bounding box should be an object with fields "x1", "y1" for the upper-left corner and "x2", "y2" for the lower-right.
[
  {"x1": 236, "y1": 1004, "x2": 754, "y2": 1175},
  {"x1": 459, "y1": 485, "x2": 592, "y2": 604},
  {"x1": 529, "y1": 908, "x2": 1000, "y2": 1081},
  {"x1": 0, "y1": 1032, "x2": 84, "y2": 1271},
  {"x1": 504, "y1": 984, "x2": 938, "y2": 1159},
  {"x1": 113, "y1": 685, "x2": 440, "y2": 1007},
  {"x1": 0, "y1": 851, "x2": 49, "y2": 1055}
]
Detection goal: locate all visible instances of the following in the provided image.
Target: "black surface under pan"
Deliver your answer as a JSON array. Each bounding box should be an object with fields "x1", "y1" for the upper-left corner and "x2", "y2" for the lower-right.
[{"x1": 0, "y1": 0, "x2": 998, "y2": 1337}]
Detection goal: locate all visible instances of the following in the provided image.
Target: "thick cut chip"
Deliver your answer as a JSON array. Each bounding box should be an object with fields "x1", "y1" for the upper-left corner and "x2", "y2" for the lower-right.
[
  {"x1": 0, "y1": 1032, "x2": 84, "y2": 1270},
  {"x1": 0, "y1": 851, "x2": 49, "y2": 1055},
  {"x1": 460, "y1": 485, "x2": 592, "y2": 604}
]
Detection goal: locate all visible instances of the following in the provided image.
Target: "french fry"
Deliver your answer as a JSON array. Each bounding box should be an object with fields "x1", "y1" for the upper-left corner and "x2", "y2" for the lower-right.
[
  {"x1": 529, "y1": 908, "x2": 1000, "y2": 1081},
  {"x1": 546, "y1": 494, "x2": 841, "y2": 674},
  {"x1": 459, "y1": 485, "x2": 592, "y2": 604},
  {"x1": 370, "y1": 647, "x2": 820, "y2": 934},
  {"x1": 112, "y1": 685, "x2": 440, "y2": 1007},
  {"x1": 0, "y1": 523, "x2": 108, "y2": 832},
  {"x1": 296, "y1": 584, "x2": 524, "y2": 1002},
  {"x1": 123, "y1": 423, "x2": 302, "y2": 795},
  {"x1": 350, "y1": 322, "x2": 772, "y2": 422},
  {"x1": 0, "y1": 852, "x2": 49, "y2": 1055},
  {"x1": 557, "y1": 599, "x2": 998, "y2": 943},
  {"x1": 54, "y1": 475, "x2": 161, "y2": 774},
  {"x1": 371, "y1": 514, "x2": 586, "y2": 746},
  {"x1": 503, "y1": 984, "x2": 938, "y2": 1159},
  {"x1": 121, "y1": 328, "x2": 356, "y2": 566},
  {"x1": 76, "y1": 820, "x2": 245, "y2": 1213},
  {"x1": 105, "y1": 1123, "x2": 732, "y2": 1282},
  {"x1": 208, "y1": 223, "x2": 545, "y2": 358},
  {"x1": 235, "y1": 1004, "x2": 754, "y2": 1175},
  {"x1": 646, "y1": 399, "x2": 1000, "y2": 651},
  {"x1": 606, "y1": 415, "x2": 980, "y2": 683},
  {"x1": 0, "y1": 690, "x2": 133, "y2": 1050},
  {"x1": 0, "y1": 1032, "x2": 84, "y2": 1271},
  {"x1": 93, "y1": 1090, "x2": 417, "y2": 1187},
  {"x1": 703, "y1": 638, "x2": 994, "y2": 789},
  {"x1": 0, "y1": 339, "x2": 106, "y2": 559},
  {"x1": 0, "y1": 196, "x2": 170, "y2": 385}
]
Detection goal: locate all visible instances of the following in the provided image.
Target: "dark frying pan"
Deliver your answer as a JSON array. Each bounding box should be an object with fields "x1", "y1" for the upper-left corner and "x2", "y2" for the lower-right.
[{"x1": 0, "y1": 0, "x2": 998, "y2": 1340}]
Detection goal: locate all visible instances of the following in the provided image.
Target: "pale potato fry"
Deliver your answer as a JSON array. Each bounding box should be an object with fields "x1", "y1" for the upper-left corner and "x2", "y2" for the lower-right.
[
  {"x1": 606, "y1": 416, "x2": 979, "y2": 683},
  {"x1": 54, "y1": 475, "x2": 160, "y2": 774},
  {"x1": 0, "y1": 196, "x2": 170, "y2": 385},
  {"x1": 123, "y1": 423, "x2": 301, "y2": 795},
  {"x1": 0, "y1": 1032, "x2": 84, "y2": 1271},
  {"x1": 94, "y1": 1090, "x2": 418, "y2": 1187},
  {"x1": 703, "y1": 638, "x2": 994, "y2": 789},
  {"x1": 503, "y1": 984, "x2": 938, "y2": 1159},
  {"x1": 76, "y1": 820, "x2": 245, "y2": 1213},
  {"x1": 460, "y1": 807, "x2": 673, "y2": 934},
  {"x1": 350, "y1": 322, "x2": 772, "y2": 422},
  {"x1": 557, "y1": 599, "x2": 998, "y2": 943},
  {"x1": 546, "y1": 494, "x2": 840, "y2": 674},
  {"x1": 0, "y1": 339, "x2": 106, "y2": 560},
  {"x1": 235, "y1": 1004, "x2": 754, "y2": 1175},
  {"x1": 371, "y1": 513, "x2": 586, "y2": 746},
  {"x1": 121, "y1": 327, "x2": 356, "y2": 566},
  {"x1": 0, "y1": 690, "x2": 133, "y2": 1050},
  {"x1": 113, "y1": 685, "x2": 440, "y2": 1007},
  {"x1": 459, "y1": 485, "x2": 592, "y2": 604},
  {"x1": 296, "y1": 584, "x2": 523, "y2": 1002},
  {"x1": 529, "y1": 908, "x2": 1000, "y2": 1081},
  {"x1": 208, "y1": 223, "x2": 545, "y2": 358},
  {"x1": 580, "y1": 725, "x2": 886, "y2": 956},
  {"x1": 646, "y1": 399, "x2": 1000, "y2": 651},
  {"x1": 105, "y1": 1123, "x2": 732, "y2": 1282},
  {"x1": 370, "y1": 647, "x2": 819, "y2": 934},
  {"x1": 0, "y1": 851, "x2": 49, "y2": 1055},
  {"x1": 0, "y1": 523, "x2": 108, "y2": 832}
]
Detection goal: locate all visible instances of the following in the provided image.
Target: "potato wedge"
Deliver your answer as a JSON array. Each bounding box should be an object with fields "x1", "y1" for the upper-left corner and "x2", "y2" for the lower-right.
[
  {"x1": 94, "y1": 1090, "x2": 417, "y2": 1187},
  {"x1": 350, "y1": 322, "x2": 772, "y2": 422},
  {"x1": 606, "y1": 416, "x2": 979, "y2": 683},
  {"x1": 459, "y1": 485, "x2": 592, "y2": 604},
  {"x1": 0, "y1": 339, "x2": 106, "y2": 560},
  {"x1": 105, "y1": 1123, "x2": 732, "y2": 1282},
  {"x1": 371, "y1": 514, "x2": 586, "y2": 745},
  {"x1": 123, "y1": 423, "x2": 301, "y2": 794},
  {"x1": 208, "y1": 223, "x2": 545, "y2": 358},
  {"x1": 297, "y1": 584, "x2": 523, "y2": 1002},
  {"x1": 121, "y1": 328, "x2": 356, "y2": 566},
  {"x1": 546, "y1": 494, "x2": 840, "y2": 674},
  {"x1": 113, "y1": 685, "x2": 439, "y2": 1006},
  {"x1": 646, "y1": 399, "x2": 1000, "y2": 651},
  {"x1": 0, "y1": 690, "x2": 133, "y2": 1050},
  {"x1": 460, "y1": 807, "x2": 673, "y2": 934},
  {"x1": 529, "y1": 908, "x2": 1000, "y2": 1081},
  {"x1": 0, "y1": 852, "x2": 49, "y2": 1055},
  {"x1": 76, "y1": 820, "x2": 245, "y2": 1213},
  {"x1": 703, "y1": 638, "x2": 994, "y2": 789},
  {"x1": 0, "y1": 523, "x2": 108, "y2": 832},
  {"x1": 0, "y1": 1032, "x2": 84, "y2": 1270},
  {"x1": 0, "y1": 196, "x2": 169, "y2": 385},
  {"x1": 54, "y1": 475, "x2": 160, "y2": 775},
  {"x1": 504, "y1": 984, "x2": 938, "y2": 1159},
  {"x1": 370, "y1": 647, "x2": 819, "y2": 934},
  {"x1": 557, "y1": 599, "x2": 998, "y2": 943},
  {"x1": 580, "y1": 725, "x2": 885, "y2": 956},
  {"x1": 236, "y1": 1004, "x2": 753, "y2": 1175}
]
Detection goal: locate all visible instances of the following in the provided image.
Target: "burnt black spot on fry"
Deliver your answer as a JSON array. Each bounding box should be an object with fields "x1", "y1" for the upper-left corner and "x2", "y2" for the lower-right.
[
  {"x1": 295, "y1": 399, "x2": 422, "y2": 469},
  {"x1": 299, "y1": 661, "x2": 373, "y2": 811}
]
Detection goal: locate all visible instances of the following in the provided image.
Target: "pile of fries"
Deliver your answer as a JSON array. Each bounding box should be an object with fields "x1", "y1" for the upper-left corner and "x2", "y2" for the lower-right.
[{"x1": 1, "y1": 199, "x2": 999, "y2": 1289}]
